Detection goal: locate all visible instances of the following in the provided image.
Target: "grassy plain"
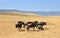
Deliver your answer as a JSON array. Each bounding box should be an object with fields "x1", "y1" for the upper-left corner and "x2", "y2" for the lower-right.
[{"x1": 0, "y1": 12, "x2": 60, "y2": 38}]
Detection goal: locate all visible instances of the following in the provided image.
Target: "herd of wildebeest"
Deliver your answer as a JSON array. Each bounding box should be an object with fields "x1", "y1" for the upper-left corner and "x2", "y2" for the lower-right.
[{"x1": 15, "y1": 21, "x2": 47, "y2": 31}]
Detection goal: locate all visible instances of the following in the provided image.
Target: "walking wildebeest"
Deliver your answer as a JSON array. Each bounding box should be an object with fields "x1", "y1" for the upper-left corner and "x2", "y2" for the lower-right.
[
  {"x1": 25, "y1": 21, "x2": 38, "y2": 31},
  {"x1": 15, "y1": 21, "x2": 47, "y2": 31},
  {"x1": 15, "y1": 21, "x2": 25, "y2": 31},
  {"x1": 38, "y1": 22, "x2": 46, "y2": 30}
]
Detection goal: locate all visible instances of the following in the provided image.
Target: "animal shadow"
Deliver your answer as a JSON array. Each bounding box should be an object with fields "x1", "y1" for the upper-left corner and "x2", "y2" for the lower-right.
[
  {"x1": 18, "y1": 30, "x2": 25, "y2": 32},
  {"x1": 43, "y1": 28, "x2": 48, "y2": 31}
]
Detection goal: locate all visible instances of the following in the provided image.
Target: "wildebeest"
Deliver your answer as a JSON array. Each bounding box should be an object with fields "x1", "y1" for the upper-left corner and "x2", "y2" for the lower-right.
[
  {"x1": 25, "y1": 21, "x2": 38, "y2": 31},
  {"x1": 15, "y1": 21, "x2": 25, "y2": 31},
  {"x1": 15, "y1": 21, "x2": 47, "y2": 31},
  {"x1": 38, "y1": 22, "x2": 46, "y2": 30}
]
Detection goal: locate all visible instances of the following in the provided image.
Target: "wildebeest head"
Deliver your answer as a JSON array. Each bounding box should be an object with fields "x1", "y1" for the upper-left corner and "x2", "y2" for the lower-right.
[
  {"x1": 16, "y1": 24, "x2": 18, "y2": 28},
  {"x1": 18, "y1": 21, "x2": 22, "y2": 23},
  {"x1": 18, "y1": 21, "x2": 24, "y2": 24},
  {"x1": 33, "y1": 21, "x2": 38, "y2": 25},
  {"x1": 39, "y1": 22, "x2": 46, "y2": 25},
  {"x1": 15, "y1": 21, "x2": 25, "y2": 28},
  {"x1": 34, "y1": 21, "x2": 38, "y2": 23},
  {"x1": 38, "y1": 22, "x2": 46, "y2": 30}
]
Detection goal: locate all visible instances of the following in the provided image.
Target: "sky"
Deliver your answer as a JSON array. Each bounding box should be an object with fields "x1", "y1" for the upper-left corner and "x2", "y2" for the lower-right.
[{"x1": 0, "y1": 0, "x2": 60, "y2": 11}]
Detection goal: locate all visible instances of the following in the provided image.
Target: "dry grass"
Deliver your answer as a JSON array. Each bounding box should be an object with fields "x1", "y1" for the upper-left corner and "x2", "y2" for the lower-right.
[{"x1": 0, "y1": 12, "x2": 60, "y2": 38}]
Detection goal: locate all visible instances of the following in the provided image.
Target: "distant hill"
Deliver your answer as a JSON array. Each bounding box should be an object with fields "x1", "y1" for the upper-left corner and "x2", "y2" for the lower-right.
[
  {"x1": 0, "y1": 9, "x2": 60, "y2": 16},
  {"x1": 0, "y1": 12, "x2": 39, "y2": 16},
  {"x1": 0, "y1": 9, "x2": 38, "y2": 16},
  {"x1": 0, "y1": 9, "x2": 20, "y2": 12}
]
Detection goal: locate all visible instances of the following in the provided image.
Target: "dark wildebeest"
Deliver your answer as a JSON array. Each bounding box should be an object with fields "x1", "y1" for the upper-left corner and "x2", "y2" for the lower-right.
[
  {"x1": 25, "y1": 21, "x2": 38, "y2": 31},
  {"x1": 15, "y1": 21, "x2": 25, "y2": 31},
  {"x1": 38, "y1": 22, "x2": 46, "y2": 30}
]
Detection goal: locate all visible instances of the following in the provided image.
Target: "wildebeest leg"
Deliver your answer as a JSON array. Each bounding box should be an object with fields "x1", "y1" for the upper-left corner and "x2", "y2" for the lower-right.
[
  {"x1": 27, "y1": 26, "x2": 29, "y2": 31},
  {"x1": 38, "y1": 27, "x2": 40, "y2": 30},
  {"x1": 38, "y1": 25, "x2": 41, "y2": 30},
  {"x1": 17, "y1": 27, "x2": 21, "y2": 31},
  {"x1": 40, "y1": 25, "x2": 44, "y2": 30},
  {"x1": 23, "y1": 24, "x2": 25, "y2": 28},
  {"x1": 33, "y1": 27, "x2": 35, "y2": 31}
]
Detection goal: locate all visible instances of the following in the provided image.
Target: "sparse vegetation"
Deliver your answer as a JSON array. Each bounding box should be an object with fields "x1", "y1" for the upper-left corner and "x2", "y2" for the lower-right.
[{"x1": 0, "y1": 12, "x2": 60, "y2": 38}]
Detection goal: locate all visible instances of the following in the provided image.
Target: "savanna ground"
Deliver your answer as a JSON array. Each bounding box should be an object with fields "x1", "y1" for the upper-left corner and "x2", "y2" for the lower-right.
[{"x1": 0, "y1": 14, "x2": 60, "y2": 38}]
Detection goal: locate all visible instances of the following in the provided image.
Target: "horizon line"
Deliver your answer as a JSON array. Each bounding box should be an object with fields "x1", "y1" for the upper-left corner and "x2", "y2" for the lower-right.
[{"x1": 0, "y1": 8, "x2": 60, "y2": 11}]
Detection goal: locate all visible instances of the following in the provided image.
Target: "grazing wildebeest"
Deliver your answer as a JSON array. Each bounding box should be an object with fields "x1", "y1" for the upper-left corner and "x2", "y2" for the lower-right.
[
  {"x1": 15, "y1": 21, "x2": 25, "y2": 31},
  {"x1": 25, "y1": 21, "x2": 38, "y2": 31},
  {"x1": 38, "y1": 22, "x2": 46, "y2": 30}
]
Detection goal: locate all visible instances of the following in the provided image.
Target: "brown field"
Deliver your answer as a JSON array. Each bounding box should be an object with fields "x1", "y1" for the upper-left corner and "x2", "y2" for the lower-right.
[{"x1": 0, "y1": 12, "x2": 60, "y2": 38}]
